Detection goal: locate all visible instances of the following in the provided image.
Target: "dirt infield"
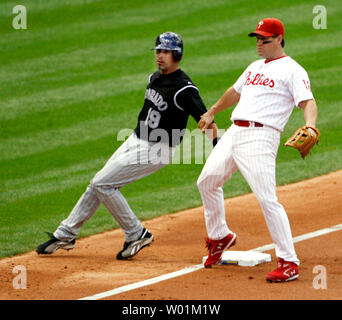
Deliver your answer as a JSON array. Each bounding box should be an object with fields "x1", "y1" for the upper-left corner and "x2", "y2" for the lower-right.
[{"x1": 1, "y1": 170, "x2": 341, "y2": 300}]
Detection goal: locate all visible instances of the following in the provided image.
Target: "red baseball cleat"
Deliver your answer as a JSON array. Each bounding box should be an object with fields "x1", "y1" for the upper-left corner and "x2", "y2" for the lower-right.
[
  {"x1": 204, "y1": 233, "x2": 237, "y2": 268},
  {"x1": 266, "y1": 258, "x2": 299, "y2": 282}
]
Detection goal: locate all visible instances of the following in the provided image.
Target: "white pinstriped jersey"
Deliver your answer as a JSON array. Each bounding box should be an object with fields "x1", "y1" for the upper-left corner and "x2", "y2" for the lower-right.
[{"x1": 232, "y1": 56, "x2": 314, "y2": 131}]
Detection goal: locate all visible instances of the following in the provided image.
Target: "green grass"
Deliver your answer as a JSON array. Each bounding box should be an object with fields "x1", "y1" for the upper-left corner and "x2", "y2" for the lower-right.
[{"x1": 1, "y1": 0, "x2": 341, "y2": 257}]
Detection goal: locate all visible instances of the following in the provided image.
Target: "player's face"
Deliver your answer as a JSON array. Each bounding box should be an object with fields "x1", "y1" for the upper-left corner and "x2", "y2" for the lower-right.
[
  {"x1": 256, "y1": 35, "x2": 281, "y2": 59},
  {"x1": 155, "y1": 49, "x2": 179, "y2": 74}
]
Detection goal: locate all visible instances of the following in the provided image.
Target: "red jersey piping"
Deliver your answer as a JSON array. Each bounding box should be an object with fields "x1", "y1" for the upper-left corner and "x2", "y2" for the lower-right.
[{"x1": 265, "y1": 55, "x2": 287, "y2": 64}]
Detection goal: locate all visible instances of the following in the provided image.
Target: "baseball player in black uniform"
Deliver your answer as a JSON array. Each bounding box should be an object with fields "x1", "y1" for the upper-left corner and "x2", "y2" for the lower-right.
[{"x1": 36, "y1": 32, "x2": 218, "y2": 260}]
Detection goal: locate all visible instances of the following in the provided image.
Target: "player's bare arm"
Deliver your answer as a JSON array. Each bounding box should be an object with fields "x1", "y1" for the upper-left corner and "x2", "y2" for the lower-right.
[
  {"x1": 299, "y1": 99, "x2": 318, "y2": 128},
  {"x1": 198, "y1": 87, "x2": 240, "y2": 132}
]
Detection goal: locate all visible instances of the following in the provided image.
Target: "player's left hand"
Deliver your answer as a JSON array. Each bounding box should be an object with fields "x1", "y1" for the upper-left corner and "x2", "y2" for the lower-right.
[
  {"x1": 307, "y1": 127, "x2": 317, "y2": 137},
  {"x1": 284, "y1": 125, "x2": 320, "y2": 159}
]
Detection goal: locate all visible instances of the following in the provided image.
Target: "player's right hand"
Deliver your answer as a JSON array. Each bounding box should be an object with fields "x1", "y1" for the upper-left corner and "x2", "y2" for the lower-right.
[{"x1": 198, "y1": 111, "x2": 214, "y2": 132}]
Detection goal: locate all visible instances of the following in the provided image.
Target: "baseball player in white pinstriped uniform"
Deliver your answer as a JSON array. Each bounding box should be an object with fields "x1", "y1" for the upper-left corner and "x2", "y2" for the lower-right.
[{"x1": 197, "y1": 18, "x2": 318, "y2": 282}]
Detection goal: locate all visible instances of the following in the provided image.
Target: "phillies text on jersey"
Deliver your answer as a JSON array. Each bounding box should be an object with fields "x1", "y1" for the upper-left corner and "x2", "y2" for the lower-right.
[{"x1": 232, "y1": 56, "x2": 314, "y2": 131}]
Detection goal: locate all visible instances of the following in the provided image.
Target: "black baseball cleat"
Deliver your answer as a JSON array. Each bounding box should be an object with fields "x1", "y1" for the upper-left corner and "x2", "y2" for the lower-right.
[
  {"x1": 116, "y1": 228, "x2": 154, "y2": 260},
  {"x1": 36, "y1": 232, "x2": 76, "y2": 255}
]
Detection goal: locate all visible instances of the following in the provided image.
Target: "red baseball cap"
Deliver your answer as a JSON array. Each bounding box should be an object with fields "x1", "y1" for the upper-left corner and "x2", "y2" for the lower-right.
[{"x1": 248, "y1": 18, "x2": 285, "y2": 37}]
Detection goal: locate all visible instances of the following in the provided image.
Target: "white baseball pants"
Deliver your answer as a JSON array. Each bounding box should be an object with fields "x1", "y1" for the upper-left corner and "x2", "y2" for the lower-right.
[
  {"x1": 54, "y1": 133, "x2": 174, "y2": 243},
  {"x1": 197, "y1": 124, "x2": 299, "y2": 265}
]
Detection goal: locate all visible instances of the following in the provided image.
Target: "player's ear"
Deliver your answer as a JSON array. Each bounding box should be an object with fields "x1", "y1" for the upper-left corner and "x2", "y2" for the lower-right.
[{"x1": 277, "y1": 35, "x2": 284, "y2": 46}]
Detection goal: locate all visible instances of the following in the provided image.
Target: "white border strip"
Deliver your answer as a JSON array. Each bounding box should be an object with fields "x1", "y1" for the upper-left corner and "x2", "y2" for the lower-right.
[{"x1": 78, "y1": 223, "x2": 342, "y2": 300}]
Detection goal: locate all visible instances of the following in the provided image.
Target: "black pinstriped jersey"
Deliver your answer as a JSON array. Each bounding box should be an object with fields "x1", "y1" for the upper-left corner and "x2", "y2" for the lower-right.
[{"x1": 134, "y1": 69, "x2": 208, "y2": 147}]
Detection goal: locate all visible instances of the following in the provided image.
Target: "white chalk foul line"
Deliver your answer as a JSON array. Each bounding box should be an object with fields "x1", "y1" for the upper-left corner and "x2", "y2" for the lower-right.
[
  {"x1": 78, "y1": 264, "x2": 203, "y2": 300},
  {"x1": 251, "y1": 223, "x2": 342, "y2": 253},
  {"x1": 78, "y1": 223, "x2": 342, "y2": 300}
]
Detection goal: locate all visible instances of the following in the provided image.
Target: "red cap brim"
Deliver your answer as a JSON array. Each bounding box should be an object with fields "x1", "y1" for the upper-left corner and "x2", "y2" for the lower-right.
[{"x1": 248, "y1": 31, "x2": 276, "y2": 37}]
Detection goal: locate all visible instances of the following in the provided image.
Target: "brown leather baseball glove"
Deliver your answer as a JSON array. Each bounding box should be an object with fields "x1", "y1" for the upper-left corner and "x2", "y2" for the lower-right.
[{"x1": 284, "y1": 126, "x2": 320, "y2": 159}]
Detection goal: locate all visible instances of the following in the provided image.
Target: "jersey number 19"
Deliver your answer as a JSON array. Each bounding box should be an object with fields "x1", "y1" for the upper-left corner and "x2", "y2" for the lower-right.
[{"x1": 145, "y1": 108, "x2": 161, "y2": 129}]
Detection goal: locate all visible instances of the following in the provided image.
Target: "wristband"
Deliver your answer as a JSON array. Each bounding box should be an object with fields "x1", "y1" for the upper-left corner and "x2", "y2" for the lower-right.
[{"x1": 212, "y1": 137, "x2": 220, "y2": 146}]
